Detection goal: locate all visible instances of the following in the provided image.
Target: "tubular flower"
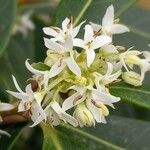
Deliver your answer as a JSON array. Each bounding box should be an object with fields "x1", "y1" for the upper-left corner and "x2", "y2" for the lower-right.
[{"x1": 7, "y1": 5, "x2": 150, "y2": 128}]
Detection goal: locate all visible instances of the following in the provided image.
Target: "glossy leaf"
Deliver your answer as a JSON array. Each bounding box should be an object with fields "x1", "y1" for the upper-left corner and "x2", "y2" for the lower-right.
[
  {"x1": 41, "y1": 116, "x2": 150, "y2": 150},
  {"x1": 0, "y1": 0, "x2": 16, "y2": 55}
]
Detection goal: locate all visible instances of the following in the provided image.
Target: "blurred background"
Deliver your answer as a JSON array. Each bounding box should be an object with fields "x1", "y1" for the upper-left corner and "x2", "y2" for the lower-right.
[{"x1": 0, "y1": 0, "x2": 150, "y2": 149}]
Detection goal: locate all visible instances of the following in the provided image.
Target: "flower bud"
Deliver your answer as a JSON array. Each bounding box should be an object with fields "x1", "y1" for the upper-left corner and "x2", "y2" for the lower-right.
[
  {"x1": 124, "y1": 55, "x2": 141, "y2": 66},
  {"x1": 101, "y1": 45, "x2": 118, "y2": 55},
  {"x1": 73, "y1": 104, "x2": 94, "y2": 127},
  {"x1": 122, "y1": 71, "x2": 142, "y2": 86},
  {"x1": 100, "y1": 103, "x2": 109, "y2": 116}
]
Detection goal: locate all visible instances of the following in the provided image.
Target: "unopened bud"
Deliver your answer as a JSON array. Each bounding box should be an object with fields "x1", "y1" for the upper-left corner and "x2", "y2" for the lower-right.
[
  {"x1": 73, "y1": 104, "x2": 94, "y2": 127},
  {"x1": 124, "y1": 55, "x2": 142, "y2": 66},
  {"x1": 122, "y1": 71, "x2": 142, "y2": 86},
  {"x1": 101, "y1": 45, "x2": 118, "y2": 55}
]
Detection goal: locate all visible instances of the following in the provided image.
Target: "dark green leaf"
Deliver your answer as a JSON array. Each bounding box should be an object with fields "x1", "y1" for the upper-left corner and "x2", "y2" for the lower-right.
[
  {"x1": 0, "y1": 0, "x2": 16, "y2": 55},
  {"x1": 110, "y1": 82, "x2": 150, "y2": 110},
  {"x1": 32, "y1": 62, "x2": 50, "y2": 71},
  {"x1": 41, "y1": 116, "x2": 150, "y2": 150}
]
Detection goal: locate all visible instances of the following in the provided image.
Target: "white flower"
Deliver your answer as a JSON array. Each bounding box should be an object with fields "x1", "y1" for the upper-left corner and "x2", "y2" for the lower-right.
[
  {"x1": 119, "y1": 48, "x2": 142, "y2": 71},
  {"x1": 43, "y1": 17, "x2": 85, "y2": 43},
  {"x1": 31, "y1": 101, "x2": 78, "y2": 127},
  {"x1": 94, "y1": 62, "x2": 121, "y2": 89},
  {"x1": 44, "y1": 36, "x2": 81, "y2": 78},
  {"x1": 6, "y1": 76, "x2": 46, "y2": 122},
  {"x1": 62, "y1": 85, "x2": 120, "y2": 123},
  {"x1": 90, "y1": 5, "x2": 129, "y2": 35},
  {"x1": 73, "y1": 24, "x2": 111, "y2": 67},
  {"x1": 119, "y1": 49, "x2": 150, "y2": 82},
  {"x1": 13, "y1": 11, "x2": 35, "y2": 38}
]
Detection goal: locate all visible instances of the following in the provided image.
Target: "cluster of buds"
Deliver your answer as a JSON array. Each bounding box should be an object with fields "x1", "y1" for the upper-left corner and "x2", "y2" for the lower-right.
[{"x1": 6, "y1": 5, "x2": 150, "y2": 128}]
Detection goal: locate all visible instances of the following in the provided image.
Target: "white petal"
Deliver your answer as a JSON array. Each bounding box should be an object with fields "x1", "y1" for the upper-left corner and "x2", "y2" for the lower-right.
[
  {"x1": 111, "y1": 24, "x2": 129, "y2": 34},
  {"x1": 51, "y1": 101, "x2": 78, "y2": 127},
  {"x1": 48, "y1": 58, "x2": 66, "y2": 78},
  {"x1": 102, "y1": 5, "x2": 114, "y2": 27},
  {"x1": 90, "y1": 22, "x2": 102, "y2": 32},
  {"x1": 92, "y1": 35, "x2": 112, "y2": 50},
  {"x1": 86, "y1": 49, "x2": 95, "y2": 67},
  {"x1": 6, "y1": 90, "x2": 29, "y2": 100},
  {"x1": 25, "y1": 59, "x2": 45, "y2": 75},
  {"x1": 12, "y1": 75, "x2": 24, "y2": 93},
  {"x1": 106, "y1": 62, "x2": 113, "y2": 76},
  {"x1": 62, "y1": 92, "x2": 85, "y2": 111},
  {"x1": 43, "y1": 27, "x2": 59, "y2": 37},
  {"x1": 0, "y1": 103, "x2": 14, "y2": 111},
  {"x1": 62, "y1": 17, "x2": 70, "y2": 32},
  {"x1": 62, "y1": 112, "x2": 78, "y2": 127},
  {"x1": 72, "y1": 21, "x2": 85, "y2": 37},
  {"x1": 30, "y1": 103, "x2": 51, "y2": 127},
  {"x1": 92, "y1": 89, "x2": 120, "y2": 105},
  {"x1": 30, "y1": 115, "x2": 44, "y2": 127},
  {"x1": 43, "y1": 71, "x2": 50, "y2": 88},
  {"x1": 44, "y1": 38, "x2": 65, "y2": 51},
  {"x1": 25, "y1": 84, "x2": 33, "y2": 96},
  {"x1": 51, "y1": 101, "x2": 63, "y2": 114},
  {"x1": 35, "y1": 101, "x2": 46, "y2": 121},
  {"x1": 84, "y1": 25, "x2": 94, "y2": 42},
  {"x1": 68, "y1": 85, "x2": 86, "y2": 93},
  {"x1": 86, "y1": 99, "x2": 102, "y2": 123},
  {"x1": 66, "y1": 57, "x2": 81, "y2": 76},
  {"x1": 21, "y1": 12, "x2": 35, "y2": 30},
  {"x1": 0, "y1": 129, "x2": 11, "y2": 137},
  {"x1": 73, "y1": 38, "x2": 85, "y2": 48},
  {"x1": 18, "y1": 101, "x2": 26, "y2": 112},
  {"x1": 108, "y1": 70, "x2": 121, "y2": 82},
  {"x1": 63, "y1": 35, "x2": 73, "y2": 50}
]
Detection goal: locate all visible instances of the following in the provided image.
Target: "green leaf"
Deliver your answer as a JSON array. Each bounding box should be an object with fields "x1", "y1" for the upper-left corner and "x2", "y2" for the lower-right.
[
  {"x1": 41, "y1": 116, "x2": 150, "y2": 150},
  {"x1": 110, "y1": 82, "x2": 150, "y2": 110},
  {"x1": 41, "y1": 123, "x2": 63, "y2": 150},
  {"x1": 0, "y1": 0, "x2": 16, "y2": 55},
  {"x1": 32, "y1": 62, "x2": 50, "y2": 71},
  {"x1": 0, "y1": 124, "x2": 26, "y2": 150},
  {"x1": 54, "y1": 0, "x2": 137, "y2": 26},
  {"x1": 0, "y1": 33, "x2": 35, "y2": 101}
]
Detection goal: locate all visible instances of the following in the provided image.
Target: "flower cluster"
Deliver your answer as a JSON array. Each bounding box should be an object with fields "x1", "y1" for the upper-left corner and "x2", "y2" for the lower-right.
[{"x1": 7, "y1": 5, "x2": 150, "y2": 127}]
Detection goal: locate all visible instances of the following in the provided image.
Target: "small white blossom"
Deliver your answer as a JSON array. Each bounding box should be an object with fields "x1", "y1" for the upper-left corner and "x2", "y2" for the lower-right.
[
  {"x1": 62, "y1": 85, "x2": 120, "y2": 123},
  {"x1": 6, "y1": 76, "x2": 46, "y2": 123},
  {"x1": 91, "y1": 5, "x2": 129, "y2": 35},
  {"x1": 44, "y1": 36, "x2": 81, "y2": 78},
  {"x1": 43, "y1": 17, "x2": 85, "y2": 43},
  {"x1": 74, "y1": 24, "x2": 111, "y2": 67},
  {"x1": 13, "y1": 12, "x2": 35, "y2": 38},
  {"x1": 94, "y1": 62, "x2": 121, "y2": 89},
  {"x1": 31, "y1": 101, "x2": 78, "y2": 127}
]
